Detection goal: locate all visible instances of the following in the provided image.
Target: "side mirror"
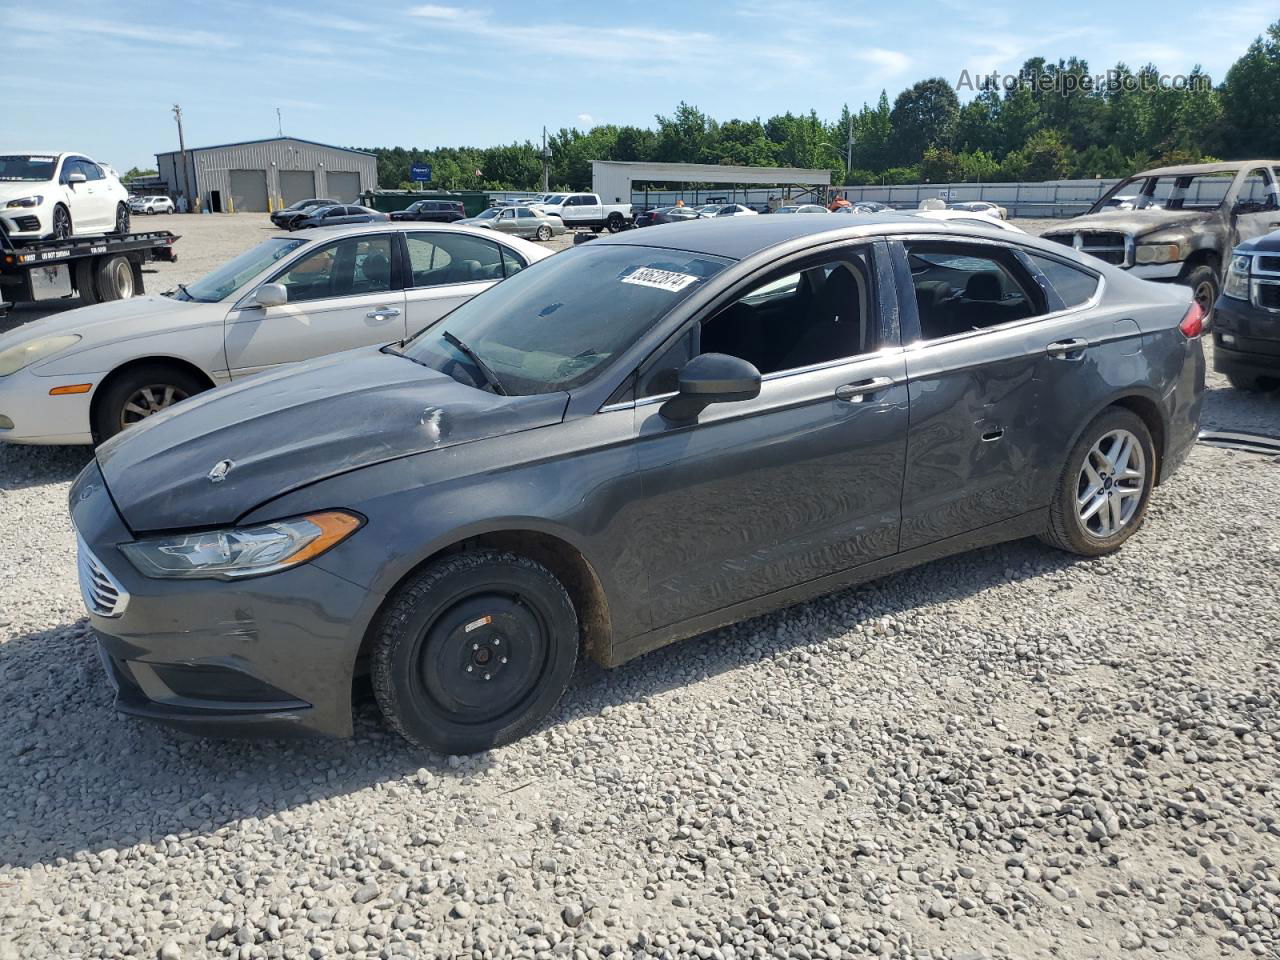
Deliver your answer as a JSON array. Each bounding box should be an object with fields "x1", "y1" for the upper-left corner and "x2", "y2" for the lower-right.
[
  {"x1": 67, "y1": 172, "x2": 87, "y2": 185},
  {"x1": 660, "y1": 353, "x2": 761, "y2": 423},
  {"x1": 253, "y1": 283, "x2": 287, "y2": 308}
]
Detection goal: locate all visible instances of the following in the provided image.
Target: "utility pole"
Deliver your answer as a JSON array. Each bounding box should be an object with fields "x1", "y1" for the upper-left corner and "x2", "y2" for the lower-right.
[
  {"x1": 276, "y1": 107, "x2": 283, "y2": 137},
  {"x1": 172, "y1": 104, "x2": 191, "y2": 212},
  {"x1": 540, "y1": 126, "x2": 550, "y2": 193},
  {"x1": 845, "y1": 115, "x2": 854, "y2": 181}
]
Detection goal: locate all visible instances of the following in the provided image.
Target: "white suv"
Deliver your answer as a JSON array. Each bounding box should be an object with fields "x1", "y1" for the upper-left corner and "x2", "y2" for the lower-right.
[
  {"x1": 133, "y1": 195, "x2": 175, "y2": 215},
  {"x1": 0, "y1": 152, "x2": 131, "y2": 241}
]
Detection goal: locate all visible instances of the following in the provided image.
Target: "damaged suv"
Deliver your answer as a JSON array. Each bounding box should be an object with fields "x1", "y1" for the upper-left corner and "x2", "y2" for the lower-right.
[{"x1": 1043, "y1": 161, "x2": 1280, "y2": 324}]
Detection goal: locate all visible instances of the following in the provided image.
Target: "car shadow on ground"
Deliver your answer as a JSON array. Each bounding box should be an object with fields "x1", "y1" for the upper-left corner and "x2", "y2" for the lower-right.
[
  {"x1": 0, "y1": 442, "x2": 92, "y2": 491},
  {"x1": 0, "y1": 533, "x2": 1080, "y2": 870}
]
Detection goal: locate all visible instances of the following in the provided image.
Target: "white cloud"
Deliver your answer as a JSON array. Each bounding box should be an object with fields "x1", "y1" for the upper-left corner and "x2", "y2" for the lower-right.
[
  {"x1": 855, "y1": 48, "x2": 911, "y2": 75},
  {"x1": 14, "y1": 12, "x2": 239, "y2": 49},
  {"x1": 576, "y1": 113, "x2": 594, "y2": 127},
  {"x1": 408, "y1": 4, "x2": 472, "y2": 19}
]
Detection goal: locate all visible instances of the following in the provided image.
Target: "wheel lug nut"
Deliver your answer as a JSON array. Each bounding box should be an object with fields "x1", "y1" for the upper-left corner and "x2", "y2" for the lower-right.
[
  {"x1": 472, "y1": 643, "x2": 479, "y2": 650},
  {"x1": 494, "y1": 639, "x2": 500, "y2": 646},
  {"x1": 466, "y1": 665, "x2": 473, "y2": 672},
  {"x1": 501, "y1": 657, "x2": 508, "y2": 664},
  {"x1": 484, "y1": 673, "x2": 491, "y2": 681}
]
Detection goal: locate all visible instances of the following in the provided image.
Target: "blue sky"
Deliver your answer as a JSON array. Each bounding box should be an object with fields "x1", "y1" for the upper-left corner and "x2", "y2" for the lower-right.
[{"x1": 3, "y1": 0, "x2": 1274, "y2": 171}]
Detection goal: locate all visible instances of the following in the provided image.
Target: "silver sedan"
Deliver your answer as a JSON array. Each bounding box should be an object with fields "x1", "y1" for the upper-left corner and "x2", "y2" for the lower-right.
[{"x1": 459, "y1": 206, "x2": 567, "y2": 241}]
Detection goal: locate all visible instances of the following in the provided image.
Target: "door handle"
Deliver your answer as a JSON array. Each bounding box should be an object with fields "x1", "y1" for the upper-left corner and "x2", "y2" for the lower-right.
[
  {"x1": 1046, "y1": 338, "x2": 1088, "y2": 360},
  {"x1": 366, "y1": 307, "x2": 401, "y2": 320},
  {"x1": 835, "y1": 376, "x2": 895, "y2": 402}
]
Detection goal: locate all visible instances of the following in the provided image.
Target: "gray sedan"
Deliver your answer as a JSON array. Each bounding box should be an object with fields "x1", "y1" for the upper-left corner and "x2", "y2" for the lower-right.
[
  {"x1": 72, "y1": 214, "x2": 1205, "y2": 754},
  {"x1": 459, "y1": 205, "x2": 566, "y2": 241}
]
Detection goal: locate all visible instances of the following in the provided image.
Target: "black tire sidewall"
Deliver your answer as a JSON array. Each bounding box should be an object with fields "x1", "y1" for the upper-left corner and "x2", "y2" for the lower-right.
[
  {"x1": 91, "y1": 363, "x2": 207, "y2": 443},
  {"x1": 1051, "y1": 408, "x2": 1156, "y2": 556},
  {"x1": 373, "y1": 552, "x2": 578, "y2": 754}
]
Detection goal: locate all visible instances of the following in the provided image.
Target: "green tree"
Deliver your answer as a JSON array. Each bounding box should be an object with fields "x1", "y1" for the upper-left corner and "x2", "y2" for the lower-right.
[
  {"x1": 888, "y1": 78, "x2": 960, "y2": 164},
  {"x1": 1221, "y1": 19, "x2": 1280, "y2": 156}
]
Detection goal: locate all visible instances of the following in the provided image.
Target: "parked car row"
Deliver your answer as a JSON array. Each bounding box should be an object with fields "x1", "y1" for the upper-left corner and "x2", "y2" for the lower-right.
[{"x1": 55, "y1": 213, "x2": 1205, "y2": 753}]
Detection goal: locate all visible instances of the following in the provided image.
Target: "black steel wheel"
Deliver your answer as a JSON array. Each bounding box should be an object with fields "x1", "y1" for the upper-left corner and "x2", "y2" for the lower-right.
[
  {"x1": 606, "y1": 212, "x2": 624, "y2": 233},
  {"x1": 51, "y1": 204, "x2": 72, "y2": 240},
  {"x1": 372, "y1": 551, "x2": 579, "y2": 754}
]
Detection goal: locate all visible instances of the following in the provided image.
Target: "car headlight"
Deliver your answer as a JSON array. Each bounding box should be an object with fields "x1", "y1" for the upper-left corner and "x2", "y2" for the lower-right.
[
  {"x1": 1134, "y1": 242, "x2": 1186, "y2": 264},
  {"x1": 1224, "y1": 254, "x2": 1252, "y2": 300},
  {"x1": 0, "y1": 335, "x2": 81, "y2": 376},
  {"x1": 120, "y1": 511, "x2": 362, "y2": 580},
  {"x1": 5, "y1": 195, "x2": 43, "y2": 209}
]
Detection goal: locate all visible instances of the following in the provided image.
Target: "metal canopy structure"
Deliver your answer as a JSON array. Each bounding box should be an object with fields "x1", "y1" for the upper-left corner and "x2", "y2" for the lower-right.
[{"x1": 592, "y1": 160, "x2": 830, "y2": 204}]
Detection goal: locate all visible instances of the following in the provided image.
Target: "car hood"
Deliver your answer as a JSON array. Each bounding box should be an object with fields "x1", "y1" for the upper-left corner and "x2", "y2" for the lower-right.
[
  {"x1": 0, "y1": 295, "x2": 205, "y2": 355},
  {"x1": 1042, "y1": 209, "x2": 1214, "y2": 238},
  {"x1": 456, "y1": 217, "x2": 495, "y2": 227},
  {"x1": 1237, "y1": 229, "x2": 1280, "y2": 254},
  {"x1": 95, "y1": 347, "x2": 569, "y2": 532},
  {"x1": 0, "y1": 179, "x2": 55, "y2": 203}
]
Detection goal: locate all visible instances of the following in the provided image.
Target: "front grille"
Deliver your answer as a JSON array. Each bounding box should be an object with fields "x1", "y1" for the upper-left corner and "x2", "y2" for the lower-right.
[
  {"x1": 1042, "y1": 231, "x2": 1129, "y2": 266},
  {"x1": 14, "y1": 216, "x2": 39, "y2": 232},
  {"x1": 1256, "y1": 280, "x2": 1280, "y2": 311},
  {"x1": 1257, "y1": 256, "x2": 1280, "y2": 275},
  {"x1": 76, "y1": 535, "x2": 129, "y2": 617}
]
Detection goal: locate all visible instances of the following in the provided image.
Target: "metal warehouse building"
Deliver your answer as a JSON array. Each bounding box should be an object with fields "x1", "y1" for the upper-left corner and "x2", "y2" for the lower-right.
[{"x1": 155, "y1": 137, "x2": 377, "y2": 214}]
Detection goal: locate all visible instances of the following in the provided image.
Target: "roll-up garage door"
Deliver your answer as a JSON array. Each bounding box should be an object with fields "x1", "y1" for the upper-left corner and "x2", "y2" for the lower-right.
[
  {"x1": 279, "y1": 170, "x2": 316, "y2": 208},
  {"x1": 229, "y1": 169, "x2": 269, "y2": 213},
  {"x1": 328, "y1": 171, "x2": 361, "y2": 203}
]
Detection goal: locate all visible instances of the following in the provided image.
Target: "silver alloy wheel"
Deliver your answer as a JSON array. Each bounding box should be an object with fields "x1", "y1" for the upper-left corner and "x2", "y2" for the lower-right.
[
  {"x1": 1076, "y1": 428, "x2": 1145, "y2": 538},
  {"x1": 120, "y1": 384, "x2": 190, "y2": 429},
  {"x1": 536, "y1": 224, "x2": 552, "y2": 241}
]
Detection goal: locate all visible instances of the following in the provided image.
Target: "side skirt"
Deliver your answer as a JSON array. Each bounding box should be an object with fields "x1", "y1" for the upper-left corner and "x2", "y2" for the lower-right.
[{"x1": 607, "y1": 508, "x2": 1049, "y2": 667}]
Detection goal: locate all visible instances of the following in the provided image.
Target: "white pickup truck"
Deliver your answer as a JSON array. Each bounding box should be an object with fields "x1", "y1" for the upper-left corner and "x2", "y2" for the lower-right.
[{"x1": 530, "y1": 193, "x2": 631, "y2": 233}]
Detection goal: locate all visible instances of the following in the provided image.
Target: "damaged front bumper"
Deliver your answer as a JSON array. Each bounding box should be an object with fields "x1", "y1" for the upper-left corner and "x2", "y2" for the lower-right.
[{"x1": 69, "y1": 461, "x2": 384, "y2": 738}]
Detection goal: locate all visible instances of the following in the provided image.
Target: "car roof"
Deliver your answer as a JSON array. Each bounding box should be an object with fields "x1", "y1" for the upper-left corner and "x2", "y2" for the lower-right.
[
  {"x1": 283, "y1": 221, "x2": 530, "y2": 243},
  {"x1": 1131, "y1": 160, "x2": 1280, "y2": 177},
  {"x1": 591, "y1": 212, "x2": 974, "y2": 259}
]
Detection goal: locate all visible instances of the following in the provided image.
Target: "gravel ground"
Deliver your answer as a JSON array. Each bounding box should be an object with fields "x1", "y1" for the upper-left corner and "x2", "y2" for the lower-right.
[{"x1": 1, "y1": 214, "x2": 1279, "y2": 960}]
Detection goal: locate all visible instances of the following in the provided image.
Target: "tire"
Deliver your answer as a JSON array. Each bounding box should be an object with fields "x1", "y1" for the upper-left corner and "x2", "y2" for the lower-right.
[
  {"x1": 113, "y1": 203, "x2": 130, "y2": 236},
  {"x1": 536, "y1": 224, "x2": 552, "y2": 241},
  {"x1": 1226, "y1": 372, "x2": 1280, "y2": 392},
  {"x1": 606, "y1": 213, "x2": 624, "y2": 233},
  {"x1": 1181, "y1": 263, "x2": 1218, "y2": 328},
  {"x1": 591, "y1": 226, "x2": 603, "y2": 234},
  {"x1": 372, "y1": 551, "x2": 579, "y2": 754},
  {"x1": 94, "y1": 255, "x2": 135, "y2": 301},
  {"x1": 1040, "y1": 407, "x2": 1156, "y2": 557},
  {"x1": 51, "y1": 204, "x2": 72, "y2": 240},
  {"x1": 91, "y1": 362, "x2": 208, "y2": 442},
  {"x1": 73, "y1": 259, "x2": 99, "y2": 306}
]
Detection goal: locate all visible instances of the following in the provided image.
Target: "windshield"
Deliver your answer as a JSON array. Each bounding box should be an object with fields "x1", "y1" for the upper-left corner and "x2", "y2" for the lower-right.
[
  {"x1": 1092, "y1": 171, "x2": 1235, "y2": 213},
  {"x1": 0, "y1": 155, "x2": 57, "y2": 182},
  {"x1": 174, "y1": 237, "x2": 307, "y2": 302},
  {"x1": 399, "y1": 245, "x2": 731, "y2": 395},
  {"x1": 544, "y1": 195, "x2": 567, "y2": 204}
]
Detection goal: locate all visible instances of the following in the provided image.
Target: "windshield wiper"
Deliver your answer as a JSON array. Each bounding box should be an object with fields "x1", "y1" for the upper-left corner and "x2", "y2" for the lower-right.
[{"x1": 442, "y1": 330, "x2": 507, "y2": 396}]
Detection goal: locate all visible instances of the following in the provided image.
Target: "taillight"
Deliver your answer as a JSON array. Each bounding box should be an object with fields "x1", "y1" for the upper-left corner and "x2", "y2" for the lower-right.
[{"x1": 1179, "y1": 300, "x2": 1205, "y2": 338}]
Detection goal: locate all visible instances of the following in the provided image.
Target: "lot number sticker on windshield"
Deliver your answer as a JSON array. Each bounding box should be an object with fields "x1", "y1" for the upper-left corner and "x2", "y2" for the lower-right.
[{"x1": 622, "y1": 267, "x2": 700, "y2": 293}]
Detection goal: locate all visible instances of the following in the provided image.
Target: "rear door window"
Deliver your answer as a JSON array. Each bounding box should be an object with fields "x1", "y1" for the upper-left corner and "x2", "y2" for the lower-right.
[
  {"x1": 903, "y1": 241, "x2": 1045, "y2": 341},
  {"x1": 406, "y1": 232, "x2": 505, "y2": 286}
]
